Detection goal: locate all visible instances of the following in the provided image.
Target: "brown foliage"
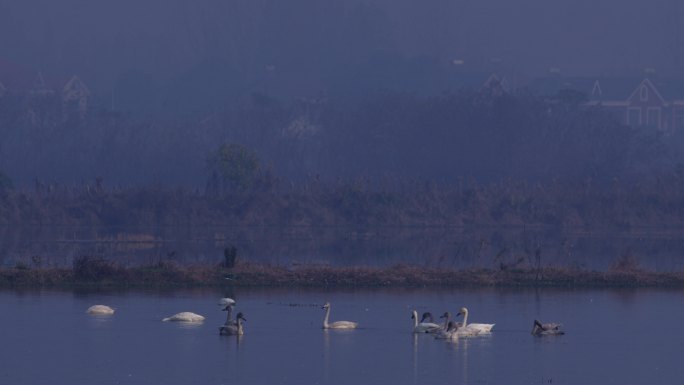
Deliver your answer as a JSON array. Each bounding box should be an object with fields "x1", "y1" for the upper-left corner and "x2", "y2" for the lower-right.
[{"x1": 3, "y1": 261, "x2": 683, "y2": 288}]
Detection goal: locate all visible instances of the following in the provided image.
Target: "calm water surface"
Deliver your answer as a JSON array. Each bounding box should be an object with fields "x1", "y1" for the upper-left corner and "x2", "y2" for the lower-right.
[{"x1": 1, "y1": 287, "x2": 683, "y2": 385}]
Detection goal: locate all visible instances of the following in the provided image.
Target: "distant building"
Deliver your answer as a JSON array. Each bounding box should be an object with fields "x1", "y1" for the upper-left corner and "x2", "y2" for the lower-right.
[
  {"x1": 31, "y1": 71, "x2": 54, "y2": 96},
  {"x1": 481, "y1": 73, "x2": 510, "y2": 96},
  {"x1": 530, "y1": 72, "x2": 684, "y2": 132},
  {"x1": 62, "y1": 75, "x2": 90, "y2": 120},
  {"x1": 0, "y1": 58, "x2": 91, "y2": 122}
]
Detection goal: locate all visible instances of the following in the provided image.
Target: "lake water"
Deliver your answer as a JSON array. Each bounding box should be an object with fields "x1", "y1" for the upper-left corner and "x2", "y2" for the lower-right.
[{"x1": 1, "y1": 287, "x2": 682, "y2": 385}]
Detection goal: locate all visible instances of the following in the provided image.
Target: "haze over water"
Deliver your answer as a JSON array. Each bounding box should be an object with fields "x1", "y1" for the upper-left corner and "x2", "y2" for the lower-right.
[{"x1": 1, "y1": 287, "x2": 682, "y2": 385}]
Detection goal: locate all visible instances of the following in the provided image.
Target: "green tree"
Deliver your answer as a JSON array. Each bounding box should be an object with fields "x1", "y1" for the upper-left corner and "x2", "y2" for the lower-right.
[{"x1": 207, "y1": 143, "x2": 261, "y2": 192}]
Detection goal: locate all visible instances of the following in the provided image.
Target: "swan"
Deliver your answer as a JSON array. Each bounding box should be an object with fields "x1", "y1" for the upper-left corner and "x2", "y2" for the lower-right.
[
  {"x1": 219, "y1": 312, "x2": 246, "y2": 335},
  {"x1": 412, "y1": 310, "x2": 441, "y2": 333},
  {"x1": 222, "y1": 304, "x2": 236, "y2": 326},
  {"x1": 532, "y1": 319, "x2": 564, "y2": 336},
  {"x1": 456, "y1": 307, "x2": 494, "y2": 335},
  {"x1": 434, "y1": 321, "x2": 460, "y2": 340},
  {"x1": 162, "y1": 312, "x2": 205, "y2": 322},
  {"x1": 419, "y1": 312, "x2": 436, "y2": 323},
  {"x1": 439, "y1": 312, "x2": 462, "y2": 330},
  {"x1": 86, "y1": 305, "x2": 115, "y2": 315},
  {"x1": 322, "y1": 302, "x2": 358, "y2": 329},
  {"x1": 218, "y1": 298, "x2": 236, "y2": 307}
]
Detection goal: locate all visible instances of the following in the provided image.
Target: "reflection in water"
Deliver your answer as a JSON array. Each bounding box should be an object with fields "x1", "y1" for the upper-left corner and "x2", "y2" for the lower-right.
[
  {"x1": 460, "y1": 338, "x2": 469, "y2": 385},
  {"x1": 411, "y1": 333, "x2": 418, "y2": 385},
  {"x1": 322, "y1": 329, "x2": 330, "y2": 385},
  {"x1": 86, "y1": 313, "x2": 114, "y2": 328}
]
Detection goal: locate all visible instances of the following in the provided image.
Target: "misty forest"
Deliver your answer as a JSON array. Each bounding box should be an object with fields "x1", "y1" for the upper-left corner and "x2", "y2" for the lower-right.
[{"x1": 2, "y1": 0, "x2": 684, "y2": 272}]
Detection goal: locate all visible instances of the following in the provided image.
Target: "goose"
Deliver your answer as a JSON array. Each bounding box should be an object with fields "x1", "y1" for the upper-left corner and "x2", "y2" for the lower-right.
[
  {"x1": 455, "y1": 307, "x2": 494, "y2": 335},
  {"x1": 321, "y1": 302, "x2": 358, "y2": 329},
  {"x1": 86, "y1": 305, "x2": 115, "y2": 315},
  {"x1": 412, "y1": 310, "x2": 441, "y2": 333},
  {"x1": 162, "y1": 312, "x2": 205, "y2": 322},
  {"x1": 219, "y1": 312, "x2": 246, "y2": 335},
  {"x1": 434, "y1": 321, "x2": 460, "y2": 340},
  {"x1": 531, "y1": 319, "x2": 564, "y2": 336}
]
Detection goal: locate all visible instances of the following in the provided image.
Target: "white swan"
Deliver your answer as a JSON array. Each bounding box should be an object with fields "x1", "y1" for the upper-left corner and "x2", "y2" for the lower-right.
[
  {"x1": 86, "y1": 305, "x2": 115, "y2": 315},
  {"x1": 162, "y1": 312, "x2": 205, "y2": 322},
  {"x1": 434, "y1": 321, "x2": 460, "y2": 340},
  {"x1": 456, "y1": 307, "x2": 494, "y2": 335},
  {"x1": 219, "y1": 312, "x2": 246, "y2": 335},
  {"x1": 532, "y1": 319, "x2": 564, "y2": 336},
  {"x1": 218, "y1": 298, "x2": 236, "y2": 307},
  {"x1": 412, "y1": 310, "x2": 441, "y2": 333},
  {"x1": 322, "y1": 302, "x2": 358, "y2": 329}
]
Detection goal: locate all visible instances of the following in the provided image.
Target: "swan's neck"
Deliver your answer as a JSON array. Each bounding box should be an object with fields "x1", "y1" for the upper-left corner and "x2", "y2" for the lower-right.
[
  {"x1": 323, "y1": 306, "x2": 331, "y2": 328},
  {"x1": 237, "y1": 318, "x2": 243, "y2": 334},
  {"x1": 412, "y1": 311, "x2": 418, "y2": 328},
  {"x1": 224, "y1": 306, "x2": 234, "y2": 325},
  {"x1": 462, "y1": 310, "x2": 469, "y2": 328},
  {"x1": 443, "y1": 314, "x2": 450, "y2": 329}
]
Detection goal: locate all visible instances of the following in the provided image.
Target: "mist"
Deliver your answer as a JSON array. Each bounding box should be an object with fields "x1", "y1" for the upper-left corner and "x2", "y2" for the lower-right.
[{"x1": 1, "y1": 0, "x2": 683, "y2": 187}]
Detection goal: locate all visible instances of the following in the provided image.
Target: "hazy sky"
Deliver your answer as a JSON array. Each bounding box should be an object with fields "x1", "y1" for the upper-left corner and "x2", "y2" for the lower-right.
[{"x1": 1, "y1": 0, "x2": 682, "y2": 93}]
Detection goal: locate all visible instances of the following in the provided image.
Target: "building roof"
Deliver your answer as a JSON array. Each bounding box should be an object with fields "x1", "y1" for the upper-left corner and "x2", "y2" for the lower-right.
[{"x1": 529, "y1": 75, "x2": 684, "y2": 102}]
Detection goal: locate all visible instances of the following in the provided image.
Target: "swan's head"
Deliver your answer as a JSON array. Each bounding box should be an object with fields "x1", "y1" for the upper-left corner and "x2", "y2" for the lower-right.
[
  {"x1": 446, "y1": 321, "x2": 459, "y2": 332},
  {"x1": 439, "y1": 312, "x2": 451, "y2": 319},
  {"x1": 420, "y1": 312, "x2": 434, "y2": 323},
  {"x1": 322, "y1": 302, "x2": 331, "y2": 310},
  {"x1": 532, "y1": 319, "x2": 543, "y2": 334},
  {"x1": 236, "y1": 312, "x2": 246, "y2": 321},
  {"x1": 456, "y1": 307, "x2": 468, "y2": 317},
  {"x1": 221, "y1": 304, "x2": 235, "y2": 311},
  {"x1": 411, "y1": 310, "x2": 417, "y2": 320}
]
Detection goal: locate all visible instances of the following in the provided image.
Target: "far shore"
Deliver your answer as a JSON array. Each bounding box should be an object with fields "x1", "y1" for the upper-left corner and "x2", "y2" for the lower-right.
[{"x1": 2, "y1": 258, "x2": 684, "y2": 289}]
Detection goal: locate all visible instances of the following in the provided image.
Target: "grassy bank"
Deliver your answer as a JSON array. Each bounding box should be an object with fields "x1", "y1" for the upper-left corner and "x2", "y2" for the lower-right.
[{"x1": 2, "y1": 257, "x2": 684, "y2": 288}]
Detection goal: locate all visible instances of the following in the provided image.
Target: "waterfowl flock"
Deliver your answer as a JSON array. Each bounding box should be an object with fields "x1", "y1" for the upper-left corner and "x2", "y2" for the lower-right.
[{"x1": 86, "y1": 300, "x2": 564, "y2": 339}]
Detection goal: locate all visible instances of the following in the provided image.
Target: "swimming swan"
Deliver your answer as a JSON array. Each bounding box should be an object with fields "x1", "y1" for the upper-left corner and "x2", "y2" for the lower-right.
[
  {"x1": 456, "y1": 307, "x2": 494, "y2": 335},
  {"x1": 322, "y1": 302, "x2": 358, "y2": 329},
  {"x1": 218, "y1": 298, "x2": 236, "y2": 307},
  {"x1": 531, "y1": 319, "x2": 564, "y2": 336},
  {"x1": 219, "y1": 312, "x2": 246, "y2": 335},
  {"x1": 412, "y1": 310, "x2": 441, "y2": 333},
  {"x1": 434, "y1": 321, "x2": 461, "y2": 340},
  {"x1": 439, "y1": 312, "x2": 463, "y2": 330},
  {"x1": 162, "y1": 312, "x2": 205, "y2": 322},
  {"x1": 86, "y1": 305, "x2": 115, "y2": 315},
  {"x1": 219, "y1": 298, "x2": 237, "y2": 326}
]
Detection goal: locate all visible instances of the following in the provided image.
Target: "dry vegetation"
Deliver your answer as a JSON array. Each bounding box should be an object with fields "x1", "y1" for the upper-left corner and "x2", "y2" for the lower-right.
[
  {"x1": 2, "y1": 256, "x2": 684, "y2": 288},
  {"x1": 4, "y1": 170, "x2": 684, "y2": 229}
]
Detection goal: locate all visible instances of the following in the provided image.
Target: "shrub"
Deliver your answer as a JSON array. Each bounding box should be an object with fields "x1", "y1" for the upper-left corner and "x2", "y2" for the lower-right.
[
  {"x1": 72, "y1": 256, "x2": 119, "y2": 281},
  {"x1": 609, "y1": 253, "x2": 641, "y2": 273}
]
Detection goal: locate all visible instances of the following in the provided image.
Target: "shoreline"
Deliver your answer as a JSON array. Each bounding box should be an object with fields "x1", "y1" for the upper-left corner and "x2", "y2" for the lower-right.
[{"x1": 2, "y1": 261, "x2": 684, "y2": 289}]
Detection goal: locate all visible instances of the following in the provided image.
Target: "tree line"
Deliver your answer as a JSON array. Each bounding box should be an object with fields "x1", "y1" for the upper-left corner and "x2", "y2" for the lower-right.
[{"x1": 0, "y1": 87, "x2": 672, "y2": 188}]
